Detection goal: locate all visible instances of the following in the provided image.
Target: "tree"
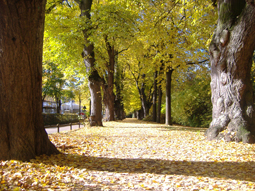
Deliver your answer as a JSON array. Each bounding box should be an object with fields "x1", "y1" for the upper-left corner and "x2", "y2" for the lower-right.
[
  {"x1": 165, "y1": 67, "x2": 173, "y2": 125},
  {"x1": 42, "y1": 62, "x2": 66, "y2": 113},
  {"x1": 135, "y1": 0, "x2": 215, "y2": 125},
  {"x1": 44, "y1": 0, "x2": 137, "y2": 123},
  {"x1": 152, "y1": 71, "x2": 158, "y2": 122},
  {"x1": 0, "y1": 0, "x2": 59, "y2": 160},
  {"x1": 206, "y1": 1, "x2": 255, "y2": 143},
  {"x1": 91, "y1": 0, "x2": 138, "y2": 121},
  {"x1": 171, "y1": 66, "x2": 212, "y2": 127},
  {"x1": 157, "y1": 65, "x2": 164, "y2": 123},
  {"x1": 127, "y1": 59, "x2": 154, "y2": 119},
  {"x1": 114, "y1": 57, "x2": 125, "y2": 120},
  {"x1": 75, "y1": 0, "x2": 103, "y2": 126}
]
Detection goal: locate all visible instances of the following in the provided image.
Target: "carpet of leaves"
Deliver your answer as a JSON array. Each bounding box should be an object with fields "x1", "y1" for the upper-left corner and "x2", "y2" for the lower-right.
[{"x1": 1, "y1": 118, "x2": 255, "y2": 191}]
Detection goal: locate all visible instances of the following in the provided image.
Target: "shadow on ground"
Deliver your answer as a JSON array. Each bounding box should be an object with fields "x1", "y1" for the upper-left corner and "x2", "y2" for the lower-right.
[
  {"x1": 36, "y1": 154, "x2": 255, "y2": 182},
  {"x1": 105, "y1": 118, "x2": 207, "y2": 133},
  {"x1": 160, "y1": 126, "x2": 206, "y2": 133}
]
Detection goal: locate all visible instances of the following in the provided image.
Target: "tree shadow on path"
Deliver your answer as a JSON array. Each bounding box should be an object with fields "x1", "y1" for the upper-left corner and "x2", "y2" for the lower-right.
[{"x1": 38, "y1": 154, "x2": 255, "y2": 182}]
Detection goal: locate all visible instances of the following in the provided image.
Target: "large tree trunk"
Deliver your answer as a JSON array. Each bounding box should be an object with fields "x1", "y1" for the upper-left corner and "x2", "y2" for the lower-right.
[
  {"x1": 102, "y1": 84, "x2": 115, "y2": 121},
  {"x1": 166, "y1": 68, "x2": 173, "y2": 125},
  {"x1": 206, "y1": 1, "x2": 255, "y2": 143},
  {"x1": 152, "y1": 71, "x2": 158, "y2": 122},
  {"x1": 89, "y1": 77, "x2": 103, "y2": 126},
  {"x1": 0, "y1": 0, "x2": 59, "y2": 161},
  {"x1": 102, "y1": 36, "x2": 115, "y2": 121},
  {"x1": 77, "y1": 0, "x2": 103, "y2": 126}
]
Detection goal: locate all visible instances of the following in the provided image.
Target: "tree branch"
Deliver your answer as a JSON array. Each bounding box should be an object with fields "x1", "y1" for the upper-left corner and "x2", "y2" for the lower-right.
[{"x1": 186, "y1": 59, "x2": 209, "y2": 65}]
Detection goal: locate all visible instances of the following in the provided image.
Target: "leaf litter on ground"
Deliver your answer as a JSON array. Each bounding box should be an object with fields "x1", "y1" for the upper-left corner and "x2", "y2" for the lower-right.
[{"x1": 1, "y1": 118, "x2": 255, "y2": 190}]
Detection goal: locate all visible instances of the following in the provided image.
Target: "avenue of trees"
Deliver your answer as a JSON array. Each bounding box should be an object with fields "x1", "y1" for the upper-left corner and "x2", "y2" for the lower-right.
[
  {"x1": 0, "y1": 0, "x2": 255, "y2": 160},
  {"x1": 43, "y1": 0, "x2": 216, "y2": 125}
]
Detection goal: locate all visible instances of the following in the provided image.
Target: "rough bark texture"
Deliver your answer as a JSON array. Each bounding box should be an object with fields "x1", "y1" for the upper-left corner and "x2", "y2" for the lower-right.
[
  {"x1": 0, "y1": 0, "x2": 59, "y2": 160},
  {"x1": 165, "y1": 68, "x2": 173, "y2": 125},
  {"x1": 102, "y1": 36, "x2": 115, "y2": 121},
  {"x1": 77, "y1": 0, "x2": 103, "y2": 126},
  {"x1": 89, "y1": 77, "x2": 103, "y2": 126},
  {"x1": 206, "y1": 0, "x2": 255, "y2": 143},
  {"x1": 152, "y1": 71, "x2": 158, "y2": 122}
]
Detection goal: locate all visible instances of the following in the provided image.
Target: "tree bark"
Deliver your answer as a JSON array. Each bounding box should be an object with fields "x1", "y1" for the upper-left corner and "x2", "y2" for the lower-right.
[
  {"x1": 0, "y1": 0, "x2": 59, "y2": 161},
  {"x1": 152, "y1": 71, "x2": 158, "y2": 122},
  {"x1": 206, "y1": 0, "x2": 255, "y2": 143},
  {"x1": 102, "y1": 36, "x2": 115, "y2": 121},
  {"x1": 89, "y1": 78, "x2": 103, "y2": 126},
  {"x1": 76, "y1": 0, "x2": 103, "y2": 126},
  {"x1": 166, "y1": 68, "x2": 173, "y2": 125}
]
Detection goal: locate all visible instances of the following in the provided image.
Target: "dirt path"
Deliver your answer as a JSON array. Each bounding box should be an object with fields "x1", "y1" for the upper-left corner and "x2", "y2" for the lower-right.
[{"x1": 1, "y1": 118, "x2": 255, "y2": 190}]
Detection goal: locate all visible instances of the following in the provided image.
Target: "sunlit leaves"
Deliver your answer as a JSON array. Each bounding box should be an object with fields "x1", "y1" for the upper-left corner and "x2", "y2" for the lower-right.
[{"x1": 43, "y1": 0, "x2": 217, "y2": 117}]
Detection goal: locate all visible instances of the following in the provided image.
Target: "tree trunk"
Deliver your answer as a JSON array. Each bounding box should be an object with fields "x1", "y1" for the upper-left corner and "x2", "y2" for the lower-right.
[
  {"x1": 77, "y1": 0, "x2": 103, "y2": 126},
  {"x1": 206, "y1": 1, "x2": 255, "y2": 143},
  {"x1": 79, "y1": 93, "x2": 81, "y2": 114},
  {"x1": 89, "y1": 78, "x2": 103, "y2": 126},
  {"x1": 157, "y1": 84, "x2": 162, "y2": 123},
  {"x1": 138, "y1": 74, "x2": 152, "y2": 118},
  {"x1": 114, "y1": 53, "x2": 125, "y2": 120},
  {"x1": 0, "y1": 0, "x2": 59, "y2": 161},
  {"x1": 153, "y1": 71, "x2": 158, "y2": 122},
  {"x1": 56, "y1": 97, "x2": 61, "y2": 114},
  {"x1": 157, "y1": 64, "x2": 164, "y2": 123},
  {"x1": 102, "y1": 84, "x2": 115, "y2": 121},
  {"x1": 136, "y1": 109, "x2": 144, "y2": 120},
  {"x1": 166, "y1": 68, "x2": 173, "y2": 125},
  {"x1": 102, "y1": 36, "x2": 115, "y2": 121}
]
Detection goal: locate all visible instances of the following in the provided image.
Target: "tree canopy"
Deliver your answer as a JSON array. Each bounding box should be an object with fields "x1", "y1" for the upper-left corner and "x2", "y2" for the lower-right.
[{"x1": 43, "y1": 0, "x2": 217, "y2": 126}]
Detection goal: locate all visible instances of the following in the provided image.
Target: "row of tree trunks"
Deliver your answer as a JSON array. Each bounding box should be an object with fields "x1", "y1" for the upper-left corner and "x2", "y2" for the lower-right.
[
  {"x1": 0, "y1": 0, "x2": 59, "y2": 160},
  {"x1": 206, "y1": 0, "x2": 255, "y2": 143}
]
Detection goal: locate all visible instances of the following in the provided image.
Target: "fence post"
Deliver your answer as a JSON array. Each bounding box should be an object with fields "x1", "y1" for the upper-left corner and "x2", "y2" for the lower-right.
[
  {"x1": 57, "y1": 124, "x2": 60, "y2": 133},
  {"x1": 70, "y1": 123, "x2": 72, "y2": 130},
  {"x1": 79, "y1": 121, "x2": 80, "y2": 128}
]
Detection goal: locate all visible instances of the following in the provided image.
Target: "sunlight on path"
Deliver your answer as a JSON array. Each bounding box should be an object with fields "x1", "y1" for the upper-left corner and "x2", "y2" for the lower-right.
[{"x1": 1, "y1": 118, "x2": 255, "y2": 190}]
